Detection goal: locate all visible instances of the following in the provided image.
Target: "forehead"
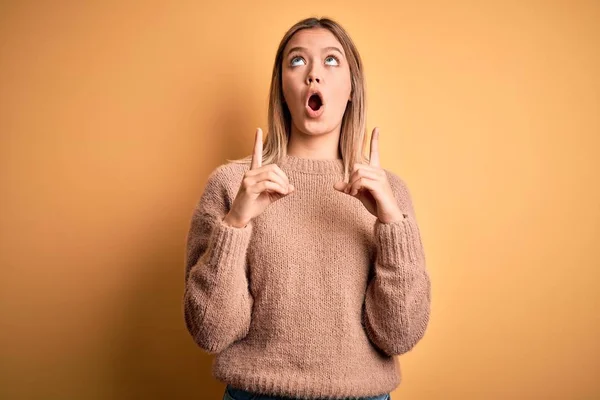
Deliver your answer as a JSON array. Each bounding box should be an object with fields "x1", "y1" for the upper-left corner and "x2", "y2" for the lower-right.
[{"x1": 284, "y1": 28, "x2": 345, "y2": 55}]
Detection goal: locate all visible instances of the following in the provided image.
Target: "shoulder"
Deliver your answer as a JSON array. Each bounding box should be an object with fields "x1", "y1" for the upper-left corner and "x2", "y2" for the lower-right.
[
  {"x1": 382, "y1": 168, "x2": 411, "y2": 197},
  {"x1": 382, "y1": 168, "x2": 417, "y2": 216},
  {"x1": 191, "y1": 159, "x2": 250, "y2": 217},
  {"x1": 205, "y1": 158, "x2": 251, "y2": 188},
  {"x1": 199, "y1": 159, "x2": 251, "y2": 204}
]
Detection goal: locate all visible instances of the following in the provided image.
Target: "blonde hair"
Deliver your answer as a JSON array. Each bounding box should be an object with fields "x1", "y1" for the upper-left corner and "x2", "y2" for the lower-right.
[{"x1": 227, "y1": 16, "x2": 369, "y2": 180}]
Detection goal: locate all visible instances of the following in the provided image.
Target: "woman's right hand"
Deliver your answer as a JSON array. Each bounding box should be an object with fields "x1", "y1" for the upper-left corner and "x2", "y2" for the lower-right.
[{"x1": 223, "y1": 128, "x2": 295, "y2": 228}]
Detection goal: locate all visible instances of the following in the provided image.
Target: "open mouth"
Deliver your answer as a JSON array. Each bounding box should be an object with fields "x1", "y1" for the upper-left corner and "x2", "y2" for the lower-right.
[{"x1": 308, "y1": 93, "x2": 323, "y2": 111}]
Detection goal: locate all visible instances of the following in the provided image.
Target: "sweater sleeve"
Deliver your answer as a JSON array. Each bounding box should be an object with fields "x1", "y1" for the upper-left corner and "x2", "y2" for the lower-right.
[
  {"x1": 361, "y1": 172, "x2": 431, "y2": 356},
  {"x1": 183, "y1": 166, "x2": 254, "y2": 354}
]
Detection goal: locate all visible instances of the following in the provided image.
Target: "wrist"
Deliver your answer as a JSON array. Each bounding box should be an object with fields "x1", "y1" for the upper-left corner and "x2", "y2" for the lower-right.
[
  {"x1": 377, "y1": 211, "x2": 406, "y2": 224},
  {"x1": 223, "y1": 213, "x2": 249, "y2": 228}
]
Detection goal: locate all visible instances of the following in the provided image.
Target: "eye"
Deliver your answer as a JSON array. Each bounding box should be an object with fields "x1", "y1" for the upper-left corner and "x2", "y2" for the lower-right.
[
  {"x1": 325, "y1": 55, "x2": 340, "y2": 66},
  {"x1": 290, "y1": 55, "x2": 305, "y2": 67},
  {"x1": 289, "y1": 54, "x2": 341, "y2": 67}
]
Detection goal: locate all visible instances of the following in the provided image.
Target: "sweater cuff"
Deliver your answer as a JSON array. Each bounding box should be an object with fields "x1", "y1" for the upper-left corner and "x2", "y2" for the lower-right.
[
  {"x1": 374, "y1": 216, "x2": 421, "y2": 267},
  {"x1": 203, "y1": 217, "x2": 253, "y2": 267}
]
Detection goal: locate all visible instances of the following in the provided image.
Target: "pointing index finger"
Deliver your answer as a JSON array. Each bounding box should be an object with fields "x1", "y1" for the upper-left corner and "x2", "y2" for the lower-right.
[
  {"x1": 251, "y1": 128, "x2": 263, "y2": 169},
  {"x1": 369, "y1": 127, "x2": 380, "y2": 167}
]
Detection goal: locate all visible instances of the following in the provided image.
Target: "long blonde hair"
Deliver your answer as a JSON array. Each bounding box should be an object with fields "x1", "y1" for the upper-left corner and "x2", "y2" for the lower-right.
[{"x1": 227, "y1": 17, "x2": 369, "y2": 180}]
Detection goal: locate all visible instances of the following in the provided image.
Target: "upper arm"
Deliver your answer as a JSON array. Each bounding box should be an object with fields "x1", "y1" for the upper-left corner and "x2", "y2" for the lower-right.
[{"x1": 185, "y1": 165, "x2": 231, "y2": 280}]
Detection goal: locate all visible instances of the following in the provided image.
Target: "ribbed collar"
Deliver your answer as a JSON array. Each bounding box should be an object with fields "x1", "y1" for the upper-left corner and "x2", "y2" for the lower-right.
[{"x1": 278, "y1": 154, "x2": 344, "y2": 174}]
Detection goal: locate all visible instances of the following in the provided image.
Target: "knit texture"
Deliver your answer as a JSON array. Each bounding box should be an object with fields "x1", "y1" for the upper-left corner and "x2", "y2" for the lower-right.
[{"x1": 183, "y1": 154, "x2": 431, "y2": 399}]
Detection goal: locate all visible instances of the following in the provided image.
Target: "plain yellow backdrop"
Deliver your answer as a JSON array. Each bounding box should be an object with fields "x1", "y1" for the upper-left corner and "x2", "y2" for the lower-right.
[{"x1": 1, "y1": 1, "x2": 598, "y2": 399}]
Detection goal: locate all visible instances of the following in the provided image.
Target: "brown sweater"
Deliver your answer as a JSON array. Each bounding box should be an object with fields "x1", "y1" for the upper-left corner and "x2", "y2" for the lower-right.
[{"x1": 183, "y1": 154, "x2": 431, "y2": 399}]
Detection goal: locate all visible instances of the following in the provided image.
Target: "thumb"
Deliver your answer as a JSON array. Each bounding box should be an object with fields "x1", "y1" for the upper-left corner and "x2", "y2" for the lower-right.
[
  {"x1": 333, "y1": 181, "x2": 347, "y2": 192},
  {"x1": 270, "y1": 188, "x2": 293, "y2": 203}
]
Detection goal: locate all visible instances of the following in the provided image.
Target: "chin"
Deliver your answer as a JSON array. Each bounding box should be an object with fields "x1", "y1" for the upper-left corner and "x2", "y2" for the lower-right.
[
  {"x1": 299, "y1": 121, "x2": 335, "y2": 135},
  {"x1": 296, "y1": 115, "x2": 343, "y2": 136}
]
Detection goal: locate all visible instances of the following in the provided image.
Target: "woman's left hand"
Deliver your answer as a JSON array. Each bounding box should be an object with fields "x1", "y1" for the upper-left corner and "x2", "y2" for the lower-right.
[{"x1": 334, "y1": 127, "x2": 406, "y2": 224}]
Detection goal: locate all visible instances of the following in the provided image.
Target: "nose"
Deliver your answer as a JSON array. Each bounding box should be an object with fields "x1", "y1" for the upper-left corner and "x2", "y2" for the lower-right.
[
  {"x1": 306, "y1": 58, "x2": 323, "y2": 85},
  {"x1": 306, "y1": 72, "x2": 321, "y2": 85}
]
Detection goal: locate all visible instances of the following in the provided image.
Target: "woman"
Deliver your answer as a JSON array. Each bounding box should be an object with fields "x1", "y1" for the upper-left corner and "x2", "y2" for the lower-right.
[{"x1": 183, "y1": 16, "x2": 431, "y2": 400}]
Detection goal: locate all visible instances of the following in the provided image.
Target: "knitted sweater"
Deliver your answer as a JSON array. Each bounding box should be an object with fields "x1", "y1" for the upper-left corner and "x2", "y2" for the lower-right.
[{"x1": 183, "y1": 154, "x2": 431, "y2": 399}]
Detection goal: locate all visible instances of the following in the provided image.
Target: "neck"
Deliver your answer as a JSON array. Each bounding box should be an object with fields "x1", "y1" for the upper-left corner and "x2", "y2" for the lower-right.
[
  {"x1": 287, "y1": 121, "x2": 342, "y2": 160},
  {"x1": 278, "y1": 154, "x2": 344, "y2": 174}
]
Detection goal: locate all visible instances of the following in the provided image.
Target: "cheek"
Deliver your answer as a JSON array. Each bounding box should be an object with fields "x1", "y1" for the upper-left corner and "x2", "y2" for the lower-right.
[
  {"x1": 329, "y1": 72, "x2": 352, "y2": 100},
  {"x1": 341, "y1": 76, "x2": 353, "y2": 97},
  {"x1": 281, "y1": 74, "x2": 299, "y2": 105}
]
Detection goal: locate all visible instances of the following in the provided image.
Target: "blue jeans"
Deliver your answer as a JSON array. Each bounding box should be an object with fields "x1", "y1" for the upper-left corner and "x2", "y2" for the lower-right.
[{"x1": 223, "y1": 384, "x2": 391, "y2": 400}]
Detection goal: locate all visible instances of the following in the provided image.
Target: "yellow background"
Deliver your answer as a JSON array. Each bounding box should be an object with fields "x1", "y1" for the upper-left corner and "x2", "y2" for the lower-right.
[{"x1": 1, "y1": 1, "x2": 598, "y2": 399}]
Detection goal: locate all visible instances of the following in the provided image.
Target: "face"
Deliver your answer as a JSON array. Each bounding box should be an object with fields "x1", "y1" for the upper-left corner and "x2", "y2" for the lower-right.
[{"x1": 281, "y1": 28, "x2": 352, "y2": 136}]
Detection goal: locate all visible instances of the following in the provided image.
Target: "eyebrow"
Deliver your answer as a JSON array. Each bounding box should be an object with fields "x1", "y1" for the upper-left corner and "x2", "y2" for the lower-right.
[{"x1": 285, "y1": 46, "x2": 345, "y2": 58}]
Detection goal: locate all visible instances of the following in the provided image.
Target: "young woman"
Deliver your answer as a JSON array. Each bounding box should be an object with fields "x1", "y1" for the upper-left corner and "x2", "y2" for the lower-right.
[{"x1": 183, "y1": 16, "x2": 431, "y2": 400}]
